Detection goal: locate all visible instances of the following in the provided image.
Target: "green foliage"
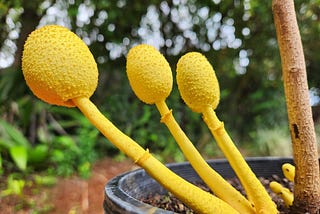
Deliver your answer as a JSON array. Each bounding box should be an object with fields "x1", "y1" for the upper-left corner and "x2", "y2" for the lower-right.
[
  {"x1": 34, "y1": 175, "x2": 57, "y2": 187},
  {"x1": 247, "y1": 126, "x2": 292, "y2": 156},
  {"x1": 0, "y1": 102, "x2": 100, "y2": 178},
  {"x1": 28, "y1": 144, "x2": 49, "y2": 164},
  {"x1": 0, "y1": 119, "x2": 29, "y2": 148},
  {"x1": 0, "y1": 174, "x2": 25, "y2": 197},
  {"x1": 0, "y1": 119, "x2": 29, "y2": 171},
  {"x1": 0, "y1": 153, "x2": 2, "y2": 175},
  {"x1": 0, "y1": 172, "x2": 56, "y2": 213},
  {"x1": 43, "y1": 107, "x2": 100, "y2": 178}
]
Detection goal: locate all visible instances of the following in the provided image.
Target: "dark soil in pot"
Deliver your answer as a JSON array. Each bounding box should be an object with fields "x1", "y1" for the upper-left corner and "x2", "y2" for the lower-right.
[
  {"x1": 104, "y1": 157, "x2": 294, "y2": 214},
  {"x1": 141, "y1": 175, "x2": 292, "y2": 213}
]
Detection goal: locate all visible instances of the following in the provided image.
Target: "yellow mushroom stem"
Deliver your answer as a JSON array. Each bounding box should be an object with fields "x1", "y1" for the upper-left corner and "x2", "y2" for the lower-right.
[
  {"x1": 155, "y1": 100, "x2": 255, "y2": 214},
  {"x1": 72, "y1": 97, "x2": 238, "y2": 214},
  {"x1": 270, "y1": 181, "x2": 294, "y2": 207},
  {"x1": 282, "y1": 163, "x2": 295, "y2": 182},
  {"x1": 202, "y1": 107, "x2": 278, "y2": 214}
]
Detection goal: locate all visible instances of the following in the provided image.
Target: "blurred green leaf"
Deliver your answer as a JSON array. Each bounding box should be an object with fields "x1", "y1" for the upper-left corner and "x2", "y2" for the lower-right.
[
  {"x1": 0, "y1": 153, "x2": 3, "y2": 175},
  {"x1": 78, "y1": 161, "x2": 91, "y2": 179},
  {"x1": 50, "y1": 149, "x2": 65, "y2": 163},
  {"x1": 34, "y1": 175, "x2": 57, "y2": 187},
  {"x1": 27, "y1": 144, "x2": 49, "y2": 164},
  {"x1": 0, "y1": 119, "x2": 30, "y2": 148},
  {"x1": 9, "y1": 145, "x2": 27, "y2": 171}
]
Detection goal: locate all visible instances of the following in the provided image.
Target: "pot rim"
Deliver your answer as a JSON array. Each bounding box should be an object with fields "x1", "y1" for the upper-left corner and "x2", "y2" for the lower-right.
[{"x1": 104, "y1": 156, "x2": 294, "y2": 214}]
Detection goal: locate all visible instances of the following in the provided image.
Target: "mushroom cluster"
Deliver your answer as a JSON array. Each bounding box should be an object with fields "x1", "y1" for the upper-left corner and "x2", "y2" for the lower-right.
[{"x1": 22, "y1": 25, "x2": 296, "y2": 214}]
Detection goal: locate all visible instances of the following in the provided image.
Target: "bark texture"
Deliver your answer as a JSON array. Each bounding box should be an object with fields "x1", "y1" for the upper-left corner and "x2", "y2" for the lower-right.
[{"x1": 272, "y1": 0, "x2": 320, "y2": 213}]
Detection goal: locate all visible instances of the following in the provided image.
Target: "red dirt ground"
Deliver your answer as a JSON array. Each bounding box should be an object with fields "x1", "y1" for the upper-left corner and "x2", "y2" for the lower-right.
[{"x1": 0, "y1": 158, "x2": 137, "y2": 214}]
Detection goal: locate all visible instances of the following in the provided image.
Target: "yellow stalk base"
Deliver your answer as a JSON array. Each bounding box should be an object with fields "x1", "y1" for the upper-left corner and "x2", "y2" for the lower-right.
[
  {"x1": 72, "y1": 97, "x2": 238, "y2": 214},
  {"x1": 270, "y1": 181, "x2": 294, "y2": 207},
  {"x1": 202, "y1": 107, "x2": 277, "y2": 214},
  {"x1": 155, "y1": 100, "x2": 255, "y2": 214}
]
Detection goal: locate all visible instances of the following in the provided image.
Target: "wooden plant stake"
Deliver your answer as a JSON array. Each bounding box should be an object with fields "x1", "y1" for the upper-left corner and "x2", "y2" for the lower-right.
[{"x1": 272, "y1": 0, "x2": 320, "y2": 213}]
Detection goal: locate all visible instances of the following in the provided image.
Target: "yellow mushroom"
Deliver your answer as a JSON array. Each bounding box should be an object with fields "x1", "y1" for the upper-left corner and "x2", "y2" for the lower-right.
[
  {"x1": 282, "y1": 163, "x2": 295, "y2": 182},
  {"x1": 176, "y1": 52, "x2": 220, "y2": 113},
  {"x1": 270, "y1": 181, "x2": 294, "y2": 207},
  {"x1": 176, "y1": 52, "x2": 278, "y2": 214},
  {"x1": 21, "y1": 26, "x2": 238, "y2": 213},
  {"x1": 22, "y1": 25, "x2": 98, "y2": 107},
  {"x1": 126, "y1": 44, "x2": 254, "y2": 214},
  {"x1": 126, "y1": 44, "x2": 172, "y2": 104}
]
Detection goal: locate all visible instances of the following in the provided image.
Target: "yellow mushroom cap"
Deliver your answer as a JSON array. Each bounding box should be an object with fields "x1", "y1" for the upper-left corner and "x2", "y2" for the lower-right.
[
  {"x1": 22, "y1": 25, "x2": 98, "y2": 107},
  {"x1": 176, "y1": 52, "x2": 220, "y2": 113},
  {"x1": 126, "y1": 44, "x2": 172, "y2": 104}
]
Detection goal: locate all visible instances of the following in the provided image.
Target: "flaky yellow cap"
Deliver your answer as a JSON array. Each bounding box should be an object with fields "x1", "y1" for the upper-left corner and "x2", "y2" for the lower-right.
[
  {"x1": 176, "y1": 52, "x2": 220, "y2": 113},
  {"x1": 22, "y1": 25, "x2": 98, "y2": 107},
  {"x1": 126, "y1": 44, "x2": 172, "y2": 104}
]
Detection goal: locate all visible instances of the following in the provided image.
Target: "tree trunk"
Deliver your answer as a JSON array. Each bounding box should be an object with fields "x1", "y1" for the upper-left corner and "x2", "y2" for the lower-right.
[{"x1": 272, "y1": 0, "x2": 320, "y2": 213}]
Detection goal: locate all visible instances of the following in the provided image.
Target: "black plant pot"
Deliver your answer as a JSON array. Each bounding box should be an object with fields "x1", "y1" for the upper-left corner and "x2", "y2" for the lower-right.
[{"x1": 104, "y1": 157, "x2": 293, "y2": 214}]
